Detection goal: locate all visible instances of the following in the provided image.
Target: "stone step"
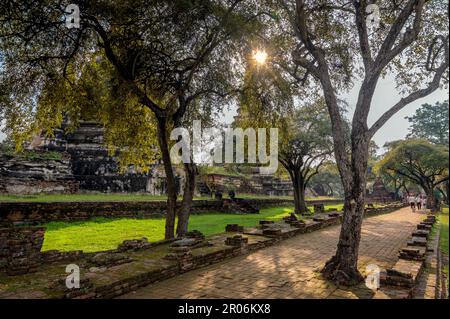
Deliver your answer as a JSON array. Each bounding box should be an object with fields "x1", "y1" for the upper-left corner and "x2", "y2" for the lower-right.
[
  {"x1": 381, "y1": 259, "x2": 423, "y2": 288},
  {"x1": 398, "y1": 246, "x2": 426, "y2": 261},
  {"x1": 262, "y1": 228, "x2": 282, "y2": 236},
  {"x1": 225, "y1": 224, "x2": 244, "y2": 233},
  {"x1": 417, "y1": 223, "x2": 432, "y2": 231},
  {"x1": 412, "y1": 229, "x2": 430, "y2": 238},
  {"x1": 407, "y1": 236, "x2": 427, "y2": 247}
]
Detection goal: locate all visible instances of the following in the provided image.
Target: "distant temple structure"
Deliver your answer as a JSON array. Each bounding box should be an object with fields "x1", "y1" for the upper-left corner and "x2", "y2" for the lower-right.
[
  {"x1": 199, "y1": 171, "x2": 298, "y2": 197},
  {"x1": 366, "y1": 177, "x2": 394, "y2": 203}
]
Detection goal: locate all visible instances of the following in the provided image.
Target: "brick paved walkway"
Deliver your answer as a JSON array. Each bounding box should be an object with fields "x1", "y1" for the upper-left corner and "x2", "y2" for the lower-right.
[{"x1": 119, "y1": 208, "x2": 424, "y2": 299}]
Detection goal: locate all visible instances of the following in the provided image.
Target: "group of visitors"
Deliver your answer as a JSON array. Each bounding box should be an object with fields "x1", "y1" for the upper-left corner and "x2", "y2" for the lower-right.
[{"x1": 407, "y1": 194, "x2": 427, "y2": 212}]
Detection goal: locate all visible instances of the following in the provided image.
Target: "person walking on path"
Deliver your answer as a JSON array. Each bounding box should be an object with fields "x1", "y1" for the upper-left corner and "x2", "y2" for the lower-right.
[
  {"x1": 416, "y1": 195, "x2": 422, "y2": 211},
  {"x1": 408, "y1": 194, "x2": 416, "y2": 212},
  {"x1": 421, "y1": 196, "x2": 427, "y2": 211}
]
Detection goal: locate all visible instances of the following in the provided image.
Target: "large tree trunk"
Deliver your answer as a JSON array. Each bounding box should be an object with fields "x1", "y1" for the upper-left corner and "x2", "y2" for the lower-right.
[
  {"x1": 321, "y1": 191, "x2": 366, "y2": 286},
  {"x1": 321, "y1": 135, "x2": 369, "y2": 286},
  {"x1": 291, "y1": 170, "x2": 308, "y2": 214},
  {"x1": 176, "y1": 162, "x2": 197, "y2": 237},
  {"x1": 423, "y1": 185, "x2": 438, "y2": 212},
  {"x1": 156, "y1": 116, "x2": 178, "y2": 240}
]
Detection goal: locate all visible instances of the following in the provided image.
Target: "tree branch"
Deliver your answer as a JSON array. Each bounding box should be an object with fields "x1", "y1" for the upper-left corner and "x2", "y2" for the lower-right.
[
  {"x1": 353, "y1": 0, "x2": 373, "y2": 70},
  {"x1": 373, "y1": 0, "x2": 425, "y2": 73},
  {"x1": 369, "y1": 35, "x2": 449, "y2": 137},
  {"x1": 292, "y1": 0, "x2": 353, "y2": 189},
  {"x1": 85, "y1": 14, "x2": 165, "y2": 117}
]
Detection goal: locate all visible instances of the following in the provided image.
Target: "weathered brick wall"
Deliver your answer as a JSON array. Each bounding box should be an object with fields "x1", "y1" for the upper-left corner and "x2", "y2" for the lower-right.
[
  {"x1": 0, "y1": 154, "x2": 79, "y2": 194},
  {"x1": 242, "y1": 198, "x2": 344, "y2": 208},
  {"x1": 0, "y1": 199, "x2": 347, "y2": 226},
  {"x1": 202, "y1": 173, "x2": 299, "y2": 197},
  {"x1": 0, "y1": 226, "x2": 45, "y2": 275},
  {"x1": 0, "y1": 200, "x2": 226, "y2": 226}
]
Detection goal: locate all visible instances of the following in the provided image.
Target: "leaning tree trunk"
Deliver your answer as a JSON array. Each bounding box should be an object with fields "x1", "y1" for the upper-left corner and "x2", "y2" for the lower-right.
[
  {"x1": 291, "y1": 170, "x2": 308, "y2": 214},
  {"x1": 156, "y1": 116, "x2": 178, "y2": 240},
  {"x1": 402, "y1": 184, "x2": 410, "y2": 197},
  {"x1": 394, "y1": 186, "x2": 402, "y2": 201},
  {"x1": 321, "y1": 135, "x2": 369, "y2": 286},
  {"x1": 326, "y1": 183, "x2": 334, "y2": 197},
  {"x1": 176, "y1": 162, "x2": 197, "y2": 238}
]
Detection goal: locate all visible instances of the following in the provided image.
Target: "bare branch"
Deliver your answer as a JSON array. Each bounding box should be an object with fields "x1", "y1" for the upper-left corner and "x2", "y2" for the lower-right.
[
  {"x1": 373, "y1": 0, "x2": 425, "y2": 74},
  {"x1": 369, "y1": 36, "x2": 449, "y2": 138}
]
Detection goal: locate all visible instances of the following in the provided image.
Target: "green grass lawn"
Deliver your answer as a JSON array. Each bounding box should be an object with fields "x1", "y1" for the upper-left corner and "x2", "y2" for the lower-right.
[
  {"x1": 440, "y1": 206, "x2": 449, "y2": 286},
  {"x1": 41, "y1": 204, "x2": 344, "y2": 252},
  {"x1": 0, "y1": 193, "x2": 338, "y2": 202}
]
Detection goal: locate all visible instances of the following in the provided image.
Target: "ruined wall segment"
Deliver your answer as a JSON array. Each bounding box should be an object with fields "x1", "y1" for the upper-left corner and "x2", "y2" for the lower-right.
[
  {"x1": 0, "y1": 151, "x2": 78, "y2": 194},
  {"x1": 0, "y1": 121, "x2": 172, "y2": 194}
]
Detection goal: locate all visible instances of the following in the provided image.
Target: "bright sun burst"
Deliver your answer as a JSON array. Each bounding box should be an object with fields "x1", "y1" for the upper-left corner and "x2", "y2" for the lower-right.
[{"x1": 253, "y1": 50, "x2": 268, "y2": 65}]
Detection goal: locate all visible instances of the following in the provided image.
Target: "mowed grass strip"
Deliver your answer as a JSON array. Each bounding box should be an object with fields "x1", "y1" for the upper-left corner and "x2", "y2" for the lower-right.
[{"x1": 42, "y1": 205, "x2": 343, "y2": 253}]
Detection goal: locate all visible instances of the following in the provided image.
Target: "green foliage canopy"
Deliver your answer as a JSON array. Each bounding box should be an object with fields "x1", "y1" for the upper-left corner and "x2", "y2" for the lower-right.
[
  {"x1": 375, "y1": 139, "x2": 449, "y2": 194},
  {"x1": 405, "y1": 100, "x2": 449, "y2": 146}
]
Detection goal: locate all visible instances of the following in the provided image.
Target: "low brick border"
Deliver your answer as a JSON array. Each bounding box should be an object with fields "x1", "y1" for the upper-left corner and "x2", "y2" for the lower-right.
[
  {"x1": 0, "y1": 198, "x2": 349, "y2": 226},
  {"x1": 381, "y1": 214, "x2": 438, "y2": 298},
  {"x1": 0, "y1": 232, "x2": 177, "y2": 275},
  {"x1": 0, "y1": 198, "x2": 397, "y2": 227},
  {"x1": 0, "y1": 200, "x2": 224, "y2": 226}
]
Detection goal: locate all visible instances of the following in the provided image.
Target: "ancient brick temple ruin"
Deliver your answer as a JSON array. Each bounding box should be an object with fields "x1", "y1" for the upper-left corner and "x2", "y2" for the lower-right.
[
  {"x1": 0, "y1": 151, "x2": 78, "y2": 194},
  {"x1": 0, "y1": 121, "x2": 302, "y2": 196},
  {"x1": 0, "y1": 121, "x2": 181, "y2": 195}
]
